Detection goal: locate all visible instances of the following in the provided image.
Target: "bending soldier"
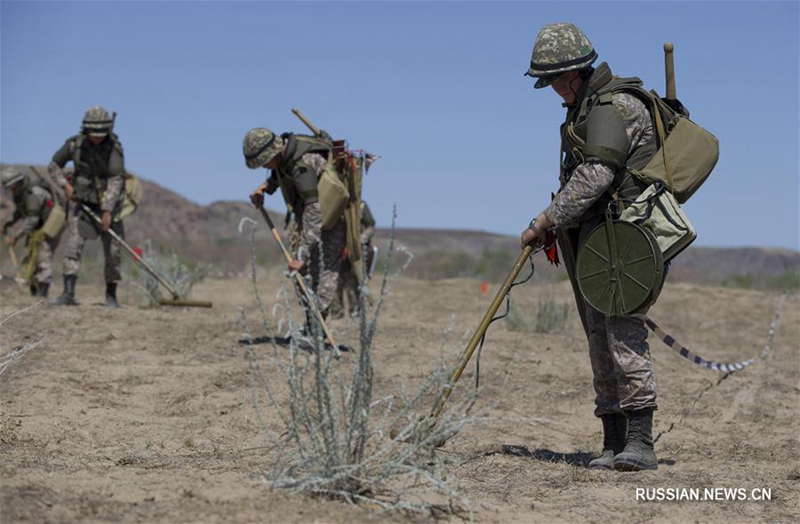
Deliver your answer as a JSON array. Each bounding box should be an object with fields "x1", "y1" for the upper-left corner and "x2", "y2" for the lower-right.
[
  {"x1": 2, "y1": 167, "x2": 65, "y2": 297},
  {"x1": 243, "y1": 128, "x2": 346, "y2": 334},
  {"x1": 331, "y1": 200, "x2": 375, "y2": 319},
  {"x1": 49, "y1": 106, "x2": 126, "y2": 308},
  {"x1": 521, "y1": 23, "x2": 665, "y2": 471}
]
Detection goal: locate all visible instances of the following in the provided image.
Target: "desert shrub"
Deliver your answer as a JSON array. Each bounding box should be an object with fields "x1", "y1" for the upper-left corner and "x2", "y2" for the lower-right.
[
  {"x1": 506, "y1": 293, "x2": 571, "y2": 334},
  {"x1": 475, "y1": 249, "x2": 518, "y2": 282},
  {"x1": 767, "y1": 270, "x2": 800, "y2": 292},
  {"x1": 238, "y1": 209, "x2": 473, "y2": 518},
  {"x1": 721, "y1": 273, "x2": 755, "y2": 290},
  {"x1": 130, "y1": 239, "x2": 210, "y2": 305}
]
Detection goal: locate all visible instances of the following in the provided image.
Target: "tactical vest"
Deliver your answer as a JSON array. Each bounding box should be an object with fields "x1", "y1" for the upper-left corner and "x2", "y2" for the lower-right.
[
  {"x1": 273, "y1": 133, "x2": 331, "y2": 212},
  {"x1": 69, "y1": 133, "x2": 125, "y2": 205},
  {"x1": 14, "y1": 178, "x2": 53, "y2": 227},
  {"x1": 560, "y1": 63, "x2": 659, "y2": 205}
]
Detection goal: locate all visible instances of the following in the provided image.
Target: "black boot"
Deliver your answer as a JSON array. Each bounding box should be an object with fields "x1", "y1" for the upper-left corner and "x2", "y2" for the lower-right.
[
  {"x1": 38, "y1": 282, "x2": 50, "y2": 298},
  {"x1": 105, "y1": 282, "x2": 119, "y2": 308},
  {"x1": 29, "y1": 283, "x2": 38, "y2": 296},
  {"x1": 52, "y1": 275, "x2": 77, "y2": 306},
  {"x1": 588, "y1": 413, "x2": 627, "y2": 470},
  {"x1": 614, "y1": 408, "x2": 658, "y2": 471}
]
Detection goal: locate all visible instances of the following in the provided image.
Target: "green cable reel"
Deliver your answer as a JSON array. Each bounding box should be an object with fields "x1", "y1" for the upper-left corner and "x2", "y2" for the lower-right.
[{"x1": 576, "y1": 210, "x2": 664, "y2": 316}]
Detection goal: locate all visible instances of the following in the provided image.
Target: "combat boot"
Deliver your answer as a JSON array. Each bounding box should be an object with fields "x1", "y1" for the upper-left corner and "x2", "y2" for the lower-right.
[
  {"x1": 588, "y1": 413, "x2": 627, "y2": 470},
  {"x1": 52, "y1": 275, "x2": 77, "y2": 306},
  {"x1": 29, "y1": 283, "x2": 38, "y2": 296},
  {"x1": 614, "y1": 408, "x2": 658, "y2": 471},
  {"x1": 105, "y1": 282, "x2": 119, "y2": 308},
  {"x1": 38, "y1": 282, "x2": 49, "y2": 298}
]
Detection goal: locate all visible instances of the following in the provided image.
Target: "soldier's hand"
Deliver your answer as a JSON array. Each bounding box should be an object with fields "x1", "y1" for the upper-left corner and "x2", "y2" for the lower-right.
[
  {"x1": 64, "y1": 184, "x2": 74, "y2": 201},
  {"x1": 521, "y1": 227, "x2": 544, "y2": 250},
  {"x1": 5, "y1": 235, "x2": 15, "y2": 247},
  {"x1": 249, "y1": 187, "x2": 265, "y2": 209},
  {"x1": 288, "y1": 258, "x2": 305, "y2": 273},
  {"x1": 101, "y1": 211, "x2": 112, "y2": 232}
]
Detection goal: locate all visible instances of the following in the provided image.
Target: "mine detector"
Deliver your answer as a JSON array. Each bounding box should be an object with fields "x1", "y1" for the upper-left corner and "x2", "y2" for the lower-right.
[{"x1": 79, "y1": 204, "x2": 212, "y2": 308}]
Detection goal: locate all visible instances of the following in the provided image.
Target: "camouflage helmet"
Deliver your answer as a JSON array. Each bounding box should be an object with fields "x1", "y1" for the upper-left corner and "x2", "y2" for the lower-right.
[
  {"x1": 1, "y1": 166, "x2": 25, "y2": 189},
  {"x1": 243, "y1": 128, "x2": 284, "y2": 169},
  {"x1": 82, "y1": 105, "x2": 114, "y2": 137},
  {"x1": 524, "y1": 23, "x2": 598, "y2": 89}
]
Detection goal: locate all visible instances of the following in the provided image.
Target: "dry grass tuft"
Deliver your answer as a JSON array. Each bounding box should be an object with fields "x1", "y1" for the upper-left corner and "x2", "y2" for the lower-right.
[{"x1": 238, "y1": 208, "x2": 475, "y2": 518}]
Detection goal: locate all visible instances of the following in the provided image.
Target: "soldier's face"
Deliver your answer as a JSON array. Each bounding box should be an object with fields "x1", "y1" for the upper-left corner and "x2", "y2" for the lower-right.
[
  {"x1": 551, "y1": 70, "x2": 582, "y2": 104},
  {"x1": 88, "y1": 135, "x2": 107, "y2": 145},
  {"x1": 263, "y1": 157, "x2": 279, "y2": 170}
]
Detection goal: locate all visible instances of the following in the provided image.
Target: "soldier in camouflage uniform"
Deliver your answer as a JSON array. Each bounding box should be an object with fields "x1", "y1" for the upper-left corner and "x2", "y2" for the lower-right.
[
  {"x1": 49, "y1": 106, "x2": 126, "y2": 308},
  {"x1": 331, "y1": 200, "x2": 376, "y2": 319},
  {"x1": 521, "y1": 23, "x2": 663, "y2": 471},
  {"x1": 1, "y1": 167, "x2": 63, "y2": 297},
  {"x1": 243, "y1": 127, "x2": 347, "y2": 332}
]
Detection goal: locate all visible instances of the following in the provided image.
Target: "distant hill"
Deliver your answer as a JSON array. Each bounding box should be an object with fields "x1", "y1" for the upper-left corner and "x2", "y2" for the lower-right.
[{"x1": 2, "y1": 166, "x2": 798, "y2": 289}]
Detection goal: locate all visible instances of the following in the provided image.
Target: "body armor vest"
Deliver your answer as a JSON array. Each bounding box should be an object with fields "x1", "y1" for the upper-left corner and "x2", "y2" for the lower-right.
[
  {"x1": 273, "y1": 133, "x2": 332, "y2": 214},
  {"x1": 69, "y1": 134, "x2": 124, "y2": 205},
  {"x1": 560, "y1": 63, "x2": 658, "y2": 203},
  {"x1": 14, "y1": 179, "x2": 53, "y2": 228}
]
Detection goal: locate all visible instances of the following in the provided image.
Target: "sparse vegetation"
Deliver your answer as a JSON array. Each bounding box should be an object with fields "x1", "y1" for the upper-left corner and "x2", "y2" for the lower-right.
[
  {"x1": 505, "y1": 292, "x2": 571, "y2": 334},
  {"x1": 238, "y1": 209, "x2": 474, "y2": 517},
  {"x1": 129, "y1": 239, "x2": 210, "y2": 305},
  {"x1": 720, "y1": 270, "x2": 800, "y2": 293}
]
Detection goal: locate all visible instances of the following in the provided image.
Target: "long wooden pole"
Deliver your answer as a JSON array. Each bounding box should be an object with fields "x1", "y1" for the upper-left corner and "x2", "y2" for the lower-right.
[
  {"x1": 80, "y1": 204, "x2": 212, "y2": 307},
  {"x1": 664, "y1": 42, "x2": 677, "y2": 101}
]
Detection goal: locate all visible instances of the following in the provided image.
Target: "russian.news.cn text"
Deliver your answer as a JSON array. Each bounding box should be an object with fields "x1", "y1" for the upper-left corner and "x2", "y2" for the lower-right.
[{"x1": 636, "y1": 487, "x2": 772, "y2": 502}]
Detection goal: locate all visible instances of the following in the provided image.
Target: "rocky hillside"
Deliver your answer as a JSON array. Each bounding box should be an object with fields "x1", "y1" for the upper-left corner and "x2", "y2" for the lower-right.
[{"x1": 2, "y1": 166, "x2": 798, "y2": 289}]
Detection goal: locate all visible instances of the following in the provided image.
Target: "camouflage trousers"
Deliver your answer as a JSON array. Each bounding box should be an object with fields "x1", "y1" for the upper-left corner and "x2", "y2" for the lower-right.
[
  {"x1": 62, "y1": 202, "x2": 124, "y2": 282},
  {"x1": 332, "y1": 257, "x2": 359, "y2": 317},
  {"x1": 564, "y1": 215, "x2": 658, "y2": 417},
  {"x1": 584, "y1": 302, "x2": 658, "y2": 416},
  {"x1": 289, "y1": 218, "x2": 346, "y2": 316},
  {"x1": 23, "y1": 234, "x2": 59, "y2": 284}
]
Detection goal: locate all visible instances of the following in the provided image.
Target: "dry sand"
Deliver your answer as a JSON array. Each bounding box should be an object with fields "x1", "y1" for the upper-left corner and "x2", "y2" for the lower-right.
[{"x1": 1, "y1": 269, "x2": 798, "y2": 523}]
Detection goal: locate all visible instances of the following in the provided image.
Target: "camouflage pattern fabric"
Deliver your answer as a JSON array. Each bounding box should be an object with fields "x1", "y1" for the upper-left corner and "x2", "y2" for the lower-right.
[
  {"x1": 4, "y1": 175, "x2": 60, "y2": 284},
  {"x1": 243, "y1": 128, "x2": 284, "y2": 169},
  {"x1": 289, "y1": 209, "x2": 346, "y2": 316},
  {"x1": 543, "y1": 93, "x2": 653, "y2": 227},
  {"x1": 586, "y1": 303, "x2": 658, "y2": 416},
  {"x1": 82, "y1": 106, "x2": 114, "y2": 137},
  {"x1": 5, "y1": 180, "x2": 52, "y2": 239},
  {"x1": 332, "y1": 257, "x2": 360, "y2": 318},
  {"x1": 22, "y1": 232, "x2": 59, "y2": 285},
  {"x1": 50, "y1": 135, "x2": 126, "y2": 213},
  {"x1": 525, "y1": 22, "x2": 597, "y2": 87},
  {"x1": 545, "y1": 83, "x2": 659, "y2": 417},
  {"x1": 62, "y1": 201, "x2": 123, "y2": 282}
]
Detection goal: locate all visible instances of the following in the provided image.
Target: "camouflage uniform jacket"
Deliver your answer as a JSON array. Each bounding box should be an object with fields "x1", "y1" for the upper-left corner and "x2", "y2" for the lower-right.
[
  {"x1": 48, "y1": 133, "x2": 125, "y2": 214},
  {"x1": 543, "y1": 63, "x2": 655, "y2": 228},
  {"x1": 4, "y1": 176, "x2": 54, "y2": 239}
]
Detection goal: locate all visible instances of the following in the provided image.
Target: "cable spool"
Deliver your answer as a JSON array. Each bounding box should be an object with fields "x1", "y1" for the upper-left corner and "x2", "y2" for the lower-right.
[{"x1": 576, "y1": 214, "x2": 664, "y2": 316}]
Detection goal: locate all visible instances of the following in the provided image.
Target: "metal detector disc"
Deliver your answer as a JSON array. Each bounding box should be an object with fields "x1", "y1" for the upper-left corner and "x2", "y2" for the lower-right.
[{"x1": 576, "y1": 220, "x2": 663, "y2": 316}]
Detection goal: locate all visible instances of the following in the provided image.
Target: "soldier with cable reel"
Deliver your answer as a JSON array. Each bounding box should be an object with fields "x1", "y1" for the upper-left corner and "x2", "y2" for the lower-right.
[{"x1": 519, "y1": 23, "x2": 719, "y2": 472}]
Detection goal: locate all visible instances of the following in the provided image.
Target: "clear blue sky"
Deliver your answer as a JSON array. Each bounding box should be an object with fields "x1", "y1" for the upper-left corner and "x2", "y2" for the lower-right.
[{"x1": 2, "y1": 1, "x2": 798, "y2": 250}]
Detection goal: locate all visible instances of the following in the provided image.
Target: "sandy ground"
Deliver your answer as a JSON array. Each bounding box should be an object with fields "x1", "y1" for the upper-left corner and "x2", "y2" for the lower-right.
[{"x1": 1, "y1": 266, "x2": 798, "y2": 523}]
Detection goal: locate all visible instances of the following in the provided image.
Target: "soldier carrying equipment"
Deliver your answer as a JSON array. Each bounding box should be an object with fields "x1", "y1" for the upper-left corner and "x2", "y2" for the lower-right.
[{"x1": 2, "y1": 166, "x2": 66, "y2": 297}]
